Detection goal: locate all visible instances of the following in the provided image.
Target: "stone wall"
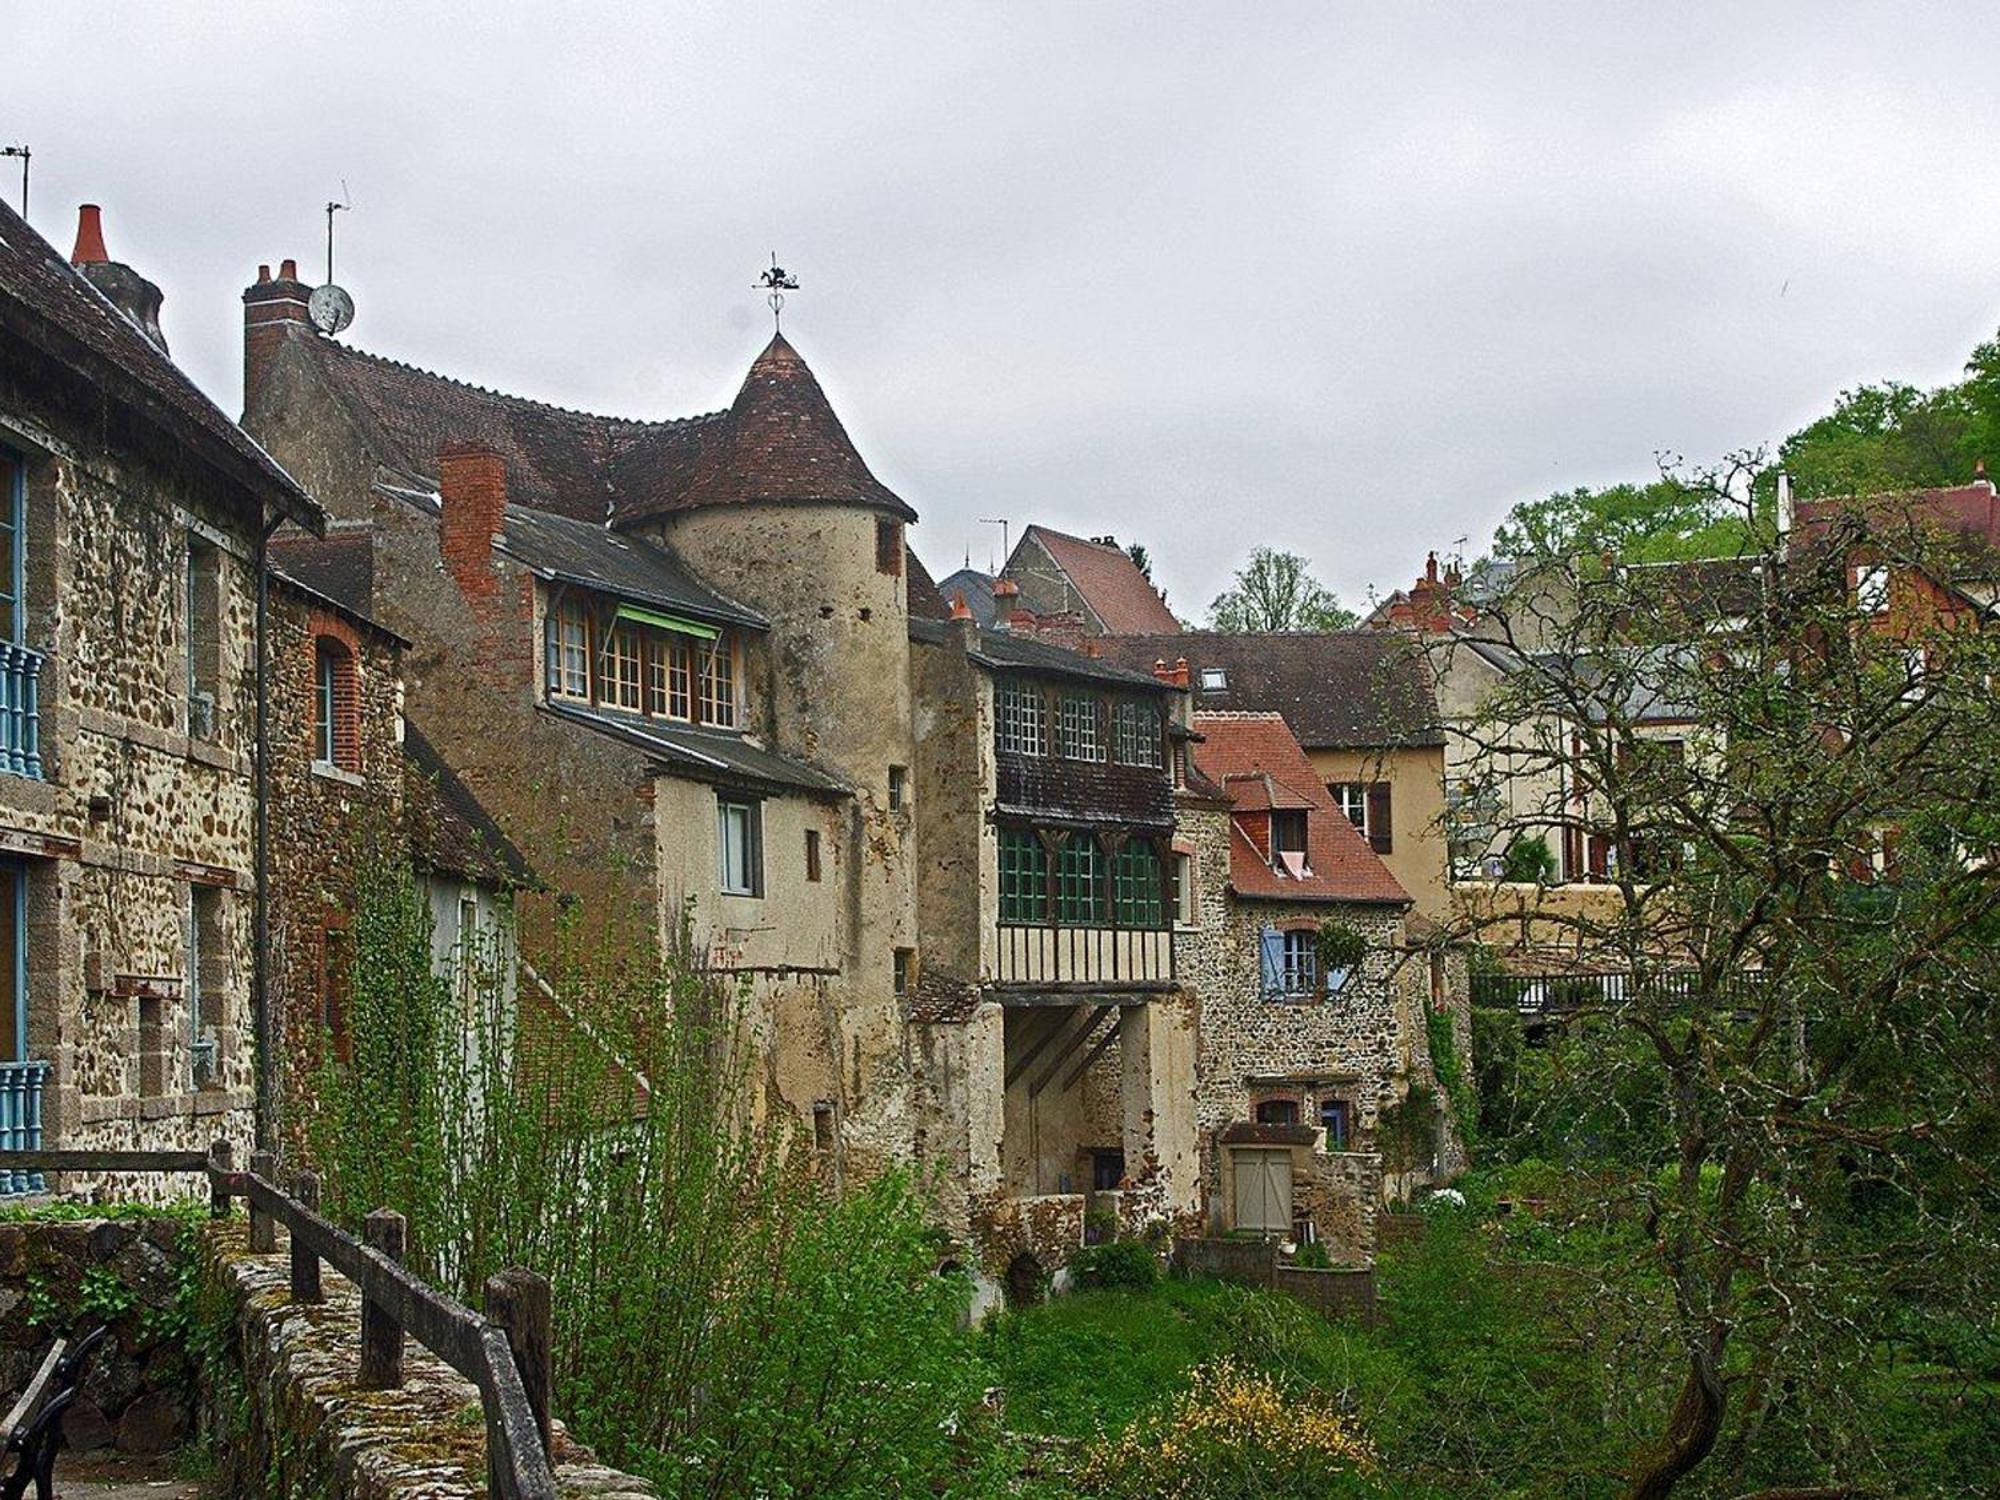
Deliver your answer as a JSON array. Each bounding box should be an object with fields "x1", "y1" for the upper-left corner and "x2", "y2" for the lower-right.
[
  {"x1": 1170, "y1": 1236, "x2": 1377, "y2": 1325},
  {"x1": 1, "y1": 337, "x2": 266, "y2": 1172},
  {"x1": 199, "y1": 1219, "x2": 654, "y2": 1499},
  {"x1": 0, "y1": 1214, "x2": 200, "y2": 1455}
]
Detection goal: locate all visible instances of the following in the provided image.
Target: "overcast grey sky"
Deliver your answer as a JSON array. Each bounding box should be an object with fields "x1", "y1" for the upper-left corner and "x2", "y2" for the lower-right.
[{"x1": 11, "y1": 3, "x2": 2000, "y2": 616}]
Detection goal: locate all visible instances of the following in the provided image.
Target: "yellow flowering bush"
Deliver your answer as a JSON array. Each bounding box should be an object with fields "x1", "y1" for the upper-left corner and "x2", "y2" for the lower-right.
[{"x1": 1073, "y1": 1359, "x2": 1378, "y2": 1499}]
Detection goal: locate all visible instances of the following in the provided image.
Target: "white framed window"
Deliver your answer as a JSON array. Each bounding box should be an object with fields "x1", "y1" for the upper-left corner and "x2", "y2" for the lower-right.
[
  {"x1": 718, "y1": 798, "x2": 763, "y2": 896},
  {"x1": 1199, "y1": 666, "x2": 1227, "y2": 692},
  {"x1": 647, "y1": 637, "x2": 694, "y2": 721},
  {"x1": 550, "y1": 602, "x2": 589, "y2": 700},
  {"x1": 599, "y1": 626, "x2": 642, "y2": 711},
  {"x1": 698, "y1": 641, "x2": 737, "y2": 728},
  {"x1": 1855, "y1": 565, "x2": 1890, "y2": 616},
  {"x1": 1057, "y1": 693, "x2": 1105, "y2": 762},
  {"x1": 1173, "y1": 851, "x2": 1198, "y2": 926},
  {"x1": 1330, "y1": 782, "x2": 1368, "y2": 833},
  {"x1": 996, "y1": 681, "x2": 1046, "y2": 757}
]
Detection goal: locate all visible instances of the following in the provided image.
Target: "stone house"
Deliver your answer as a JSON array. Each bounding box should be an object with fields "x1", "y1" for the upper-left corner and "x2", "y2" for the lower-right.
[
  {"x1": 1178, "y1": 710, "x2": 1442, "y2": 1260},
  {"x1": 1097, "y1": 632, "x2": 1451, "y2": 922},
  {"x1": 905, "y1": 608, "x2": 1198, "y2": 1293},
  {"x1": 0, "y1": 203, "x2": 324, "y2": 1191},
  {"x1": 942, "y1": 525, "x2": 1180, "y2": 644}
]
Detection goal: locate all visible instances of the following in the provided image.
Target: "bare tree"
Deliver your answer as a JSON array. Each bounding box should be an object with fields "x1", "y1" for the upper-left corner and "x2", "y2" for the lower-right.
[{"x1": 1432, "y1": 459, "x2": 2000, "y2": 1498}]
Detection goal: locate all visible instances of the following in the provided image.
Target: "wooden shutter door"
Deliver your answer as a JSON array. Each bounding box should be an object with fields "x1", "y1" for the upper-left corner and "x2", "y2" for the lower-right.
[{"x1": 1367, "y1": 782, "x2": 1393, "y2": 854}]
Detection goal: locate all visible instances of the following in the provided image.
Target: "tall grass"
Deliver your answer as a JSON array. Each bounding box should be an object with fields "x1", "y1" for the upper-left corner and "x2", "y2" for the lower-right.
[{"x1": 306, "y1": 858, "x2": 1008, "y2": 1498}]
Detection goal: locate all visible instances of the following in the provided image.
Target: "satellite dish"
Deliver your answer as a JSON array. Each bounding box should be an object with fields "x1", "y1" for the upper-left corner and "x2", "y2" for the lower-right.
[{"x1": 308, "y1": 283, "x2": 354, "y2": 336}]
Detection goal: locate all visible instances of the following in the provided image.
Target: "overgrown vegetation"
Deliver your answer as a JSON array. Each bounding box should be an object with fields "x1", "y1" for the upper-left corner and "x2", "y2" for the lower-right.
[{"x1": 306, "y1": 866, "x2": 1011, "y2": 1499}]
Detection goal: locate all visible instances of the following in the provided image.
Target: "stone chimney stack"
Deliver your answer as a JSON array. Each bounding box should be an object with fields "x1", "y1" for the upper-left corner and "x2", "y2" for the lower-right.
[
  {"x1": 992, "y1": 576, "x2": 1020, "y2": 632},
  {"x1": 242, "y1": 256, "x2": 311, "y2": 414},
  {"x1": 70, "y1": 205, "x2": 170, "y2": 355},
  {"x1": 438, "y1": 442, "x2": 507, "y2": 603}
]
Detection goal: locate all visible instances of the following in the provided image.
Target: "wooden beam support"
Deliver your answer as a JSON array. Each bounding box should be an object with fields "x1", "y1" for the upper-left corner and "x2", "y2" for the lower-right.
[{"x1": 1029, "y1": 1006, "x2": 1117, "y2": 1098}]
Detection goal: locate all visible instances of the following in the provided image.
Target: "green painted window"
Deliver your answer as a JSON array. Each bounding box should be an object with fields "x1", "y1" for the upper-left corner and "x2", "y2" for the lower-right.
[
  {"x1": 1056, "y1": 832, "x2": 1104, "y2": 926},
  {"x1": 998, "y1": 827, "x2": 1048, "y2": 924},
  {"x1": 1112, "y1": 840, "x2": 1164, "y2": 928}
]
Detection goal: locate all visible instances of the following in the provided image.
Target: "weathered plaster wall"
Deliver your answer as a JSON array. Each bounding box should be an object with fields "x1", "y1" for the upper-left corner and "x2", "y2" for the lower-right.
[{"x1": 1306, "y1": 743, "x2": 1449, "y2": 921}]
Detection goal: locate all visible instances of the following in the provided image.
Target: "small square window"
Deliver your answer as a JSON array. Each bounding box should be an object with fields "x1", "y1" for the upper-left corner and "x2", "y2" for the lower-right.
[
  {"x1": 1199, "y1": 666, "x2": 1227, "y2": 692},
  {"x1": 1320, "y1": 1098, "x2": 1352, "y2": 1151},
  {"x1": 893, "y1": 948, "x2": 915, "y2": 997},
  {"x1": 887, "y1": 765, "x2": 907, "y2": 810},
  {"x1": 1855, "y1": 565, "x2": 1890, "y2": 615}
]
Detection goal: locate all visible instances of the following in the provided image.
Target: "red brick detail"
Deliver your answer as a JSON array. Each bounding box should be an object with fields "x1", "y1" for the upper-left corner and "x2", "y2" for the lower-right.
[
  {"x1": 439, "y1": 442, "x2": 507, "y2": 606},
  {"x1": 307, "y1": 609, "x2": 364, "y2": 771},
  {"x1": 242, "y1": 264, "x2": 311, "y2": 412}
]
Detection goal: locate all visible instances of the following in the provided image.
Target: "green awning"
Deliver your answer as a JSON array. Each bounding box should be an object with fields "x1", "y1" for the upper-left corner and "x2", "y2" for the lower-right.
[{"x1": 615, "y1": 604, "x2": 721, "y2": 641}]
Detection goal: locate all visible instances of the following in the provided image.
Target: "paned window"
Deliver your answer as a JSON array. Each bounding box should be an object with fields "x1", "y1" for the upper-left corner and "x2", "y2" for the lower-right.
[
  {"x1": 1057, "y1": 693, "x2": 1104, "y2": 762},
  {"x1": 893, "y1": 948, "x2": 915, "y2": 996},
  {"x1": 717, "y1": 799, "x2": 763, "y2": 896},
  {"x1": 645, "y1": 637, "x2": 693, "y2": 720},
  {"x1": 698, "y1": 641, "x2": 737, "y2": 727},
  {"x1": 996, "y1": 681, "x2": 1045, "y2": 757},
  {"x1": 1330, "y1": 783, "x2": 1368, "y2": 831},
  {"x1": 1056, "y1": 832, "x2": 1104, "y2": 926},
  {"x1": 1112, "y1": 699, "x2": 1162, "y2": 767},
  {"x1": 1855, "y1": 564, "x2": 1890, "y2": 615},
  {"x1": 998, "y1": 827, "x2": 1048, "y2": 924},
  {"x1": 550, "y1": 602, "x2": 589, "y2": 699},
  {"x1": 314, "y1": 643, "x2": 337, "y2": 766},
  {"x1": 1259, "y1": 925, "x2": 1320, "y2": 998},
  {"x1": 1174, "y1": 851, "x2": 1198, "y2": 926},
  {"x1": 1112, "y1": 840, "x2": 1164, "y2": 928},
  {"x1": 599, "y1": 626, "x2": 642, "y2": 711},
  {"x1": 805, "y1": 829, "x2": 822, "y2": 882}
]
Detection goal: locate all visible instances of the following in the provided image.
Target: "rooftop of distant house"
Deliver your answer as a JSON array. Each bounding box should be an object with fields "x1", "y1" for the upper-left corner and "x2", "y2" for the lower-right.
[
  {"x1": 1005, "y1": 525, "x2": 1180, "y2": 635},
  {"x1": 1095, "y1": 631, "x2": 1444, "y2": 750}
]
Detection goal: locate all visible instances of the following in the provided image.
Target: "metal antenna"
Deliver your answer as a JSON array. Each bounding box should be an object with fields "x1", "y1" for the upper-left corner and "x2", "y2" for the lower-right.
[
  {"x1": 324, "y1": 185, "x2": 351, "y2": 284},
  {"x1": 979, "y1": 518, "x2": 1009, "y2": 572},
  {"x1": 754, "y1": 252, "x2": 799, "y2": 331},
  {"x1": 0, "y1": 147, "x2": 27, "y2": 217}
]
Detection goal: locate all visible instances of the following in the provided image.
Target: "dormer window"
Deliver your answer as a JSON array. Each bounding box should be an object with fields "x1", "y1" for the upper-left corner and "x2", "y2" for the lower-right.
[
  {"x1": 599, "y1": 626, "x2": 643, "y2": 711},
  {"x1": 551, "y1": 602, "x2": 589, "y2": 700},
  {"x1": 1199, "y1": 667, "x2": 1227, "y2": 692},
  {"x1": 1270, "y1": 810, "x2": 1309, "y2": 878},
  {"x1": 698, "y1": 641, "x2": 737, "y2": 728},
  {"x1": 546, "y1": 594, "x2": 740, "y2": 728}
]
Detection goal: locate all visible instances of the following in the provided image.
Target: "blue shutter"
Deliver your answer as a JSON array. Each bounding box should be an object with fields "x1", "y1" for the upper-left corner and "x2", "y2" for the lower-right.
[{"x1": 1258, "y1": 925, "x2": 1283, "y2": 999}]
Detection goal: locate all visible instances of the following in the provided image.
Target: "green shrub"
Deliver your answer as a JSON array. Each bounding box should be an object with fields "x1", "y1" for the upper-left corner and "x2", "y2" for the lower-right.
[
  {"x1": 1315, "y1": 918, "x2": 1368, "y2": 976},
  {"x1": 1071, "y1": 1238, "x2": 1159, "y2": 1292},
  {"x1": 1499, "y1": 835, "x2": 1555, "y2": 884}
]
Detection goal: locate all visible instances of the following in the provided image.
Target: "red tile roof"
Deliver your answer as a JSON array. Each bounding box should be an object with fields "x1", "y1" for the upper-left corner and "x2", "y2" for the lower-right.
[
  {"x1": 1013, "y1": 526, "x2": 1180, "y2": 635},
  {"x1": 1794, "y1": 483, "x2": 2000, "y2": 563},
  {"x1": 1192, "y1": 712, "x2": 1408, "y2": 906}
]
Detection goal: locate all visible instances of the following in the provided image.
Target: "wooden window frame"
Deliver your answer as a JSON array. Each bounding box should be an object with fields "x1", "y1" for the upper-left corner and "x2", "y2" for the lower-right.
[
  {"x1": 598, "y1": 624, "x2": 643, "y2": 712},
  {"x1": 1057, "y1": 692, "x2": 1106, "y2": 763},
  {"x1": 717, "y1": 797, "x2": 763, "y2": 897},
  {"x1": 1055, "y1": 831, "x2": 1105, "y2": 927},
  {"x1": 998, "y1": 825, "x2": 1049, "y2": 925},
  {"x1": 549, "y1": 601, "x2": 590, "y2": 701},
  {"x1": 996, "y1": 681, "x2": 1046, "y2": 758},
  {"x1": 804, "y1": 828, "x2": 822, "y2": 883},
  {"x1": 698, "y1": 639, "x2": 738, "y2": 728}
]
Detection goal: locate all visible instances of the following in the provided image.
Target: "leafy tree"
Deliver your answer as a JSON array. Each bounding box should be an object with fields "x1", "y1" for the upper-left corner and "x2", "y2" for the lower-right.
[
  {"x1": 1209, "y1": 547, "x2": 1357, "y2": 631},
  {"x1": 1125, "y1": 541, "x2": 1153, "y2": 580},
  {"x1": 1492, "y1": 477, "x2": 1765, "y2": 564},
  {"x1": 1775, "y1": 381, "x2": 1972, "y2": 501},
  {"x1": 1433, "y1": 478, "x2": 2000, "y2": 1499}
]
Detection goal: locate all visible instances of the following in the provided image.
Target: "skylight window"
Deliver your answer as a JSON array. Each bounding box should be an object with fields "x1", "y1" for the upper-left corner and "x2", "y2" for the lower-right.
[{"x1": 1199, "y1": 667, "x2": 1227, "y2": 692}]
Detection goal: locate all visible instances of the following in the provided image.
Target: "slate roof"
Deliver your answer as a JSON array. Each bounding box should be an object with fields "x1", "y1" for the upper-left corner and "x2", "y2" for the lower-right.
[
  {"x1": 935, "y1": 565, "x2": 998, "y2": 625},
  {"x1": 497, "y1": 506, "x2": 765, "y2": 628},
  {"x1": 1192, "y1": 713, "x2": 1409, "y2": 906},
  {"x1": 1010, "y1": 526, "x2": 1180, "y2": 634},
  {"x1": 1621, "y1": 556, "x2": 1767, "y2": 625},
  {"x1": 542, "y1": 700, "x2": 848, "y2": 799},
  {"x1": 0, "y1": 201, "x2": 322, "y2": 531},
  {"x1": 269, "y1": 526, "x2": 375, "y2": 616},
  {"x1": 908, "y1": 617, "x2": 1173, "y2": 691},
  {"x1": 289, "y1": 330, "x2": 911, "y2": 526},
  {"x1": 404, "y1": 726, "x2": 538, "y2": 888},
  {"x1": 1095, "y1": 631, "x2": 1443, "y2": 750}
]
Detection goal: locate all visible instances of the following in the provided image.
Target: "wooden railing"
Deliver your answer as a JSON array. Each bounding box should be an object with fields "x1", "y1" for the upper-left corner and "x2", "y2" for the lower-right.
[
  {"x1": 0, "y1": 1061, "x2": 49, "y2": 1195},
  {"x1": 4, "y1": 1144, "x2": 557, "y2": 1500},
  {"x1": 992, "y1": 924, "x2": 1174, "y2": 989},
  {"x1": 0, "y1": 641, "x2": 43, "y2": 779}
]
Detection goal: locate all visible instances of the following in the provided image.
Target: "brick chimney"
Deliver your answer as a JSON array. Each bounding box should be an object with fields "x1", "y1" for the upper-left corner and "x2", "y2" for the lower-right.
[
  {"x1": 71, "y1": 205, "x2": 170, "y2": 355},
  {"x1": 1152, "y1": 656, "x2": 1190, "y2": 689},
  {"x1": 242, "y1": 257, "x2": 311, "y2": 414},
  {"x1": 992, "y1": 576, "x2": 1020, "y2": 632},
  {"x1": 438, "y1": 442, "x2": 507, "y2": 603}
]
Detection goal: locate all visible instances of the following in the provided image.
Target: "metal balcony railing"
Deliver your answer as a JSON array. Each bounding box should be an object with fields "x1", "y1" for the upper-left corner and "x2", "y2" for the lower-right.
[
  {"x1": 0, "y1": 641, "x2": 43, "y2": 779},
  {"x1": 0, "y1": 1060, "x2": 50, "y2": 1194},
  {"x1": 993, "y1": 924, "x2": 1174, "y2": 988}
]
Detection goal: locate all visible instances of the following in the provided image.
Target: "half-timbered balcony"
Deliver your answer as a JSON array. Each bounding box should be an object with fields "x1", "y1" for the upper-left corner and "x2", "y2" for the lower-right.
[
  {"x1": 991, "y1": 923, "x2": 1174, "y2": 989},
  {"x1": 0, "y1": 642, "x2": 41, "y2": 779}
]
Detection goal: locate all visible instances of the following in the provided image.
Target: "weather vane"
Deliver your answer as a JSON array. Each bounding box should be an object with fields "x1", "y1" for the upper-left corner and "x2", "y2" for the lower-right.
[{"x1": 755, "y1": 252, "x2": 799, "y2": 330}]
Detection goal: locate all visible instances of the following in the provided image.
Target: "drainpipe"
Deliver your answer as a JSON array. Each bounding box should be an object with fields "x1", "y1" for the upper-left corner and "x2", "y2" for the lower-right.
[{"x1": 253, "y1": 509, "x2": 283, "y2": 1154}]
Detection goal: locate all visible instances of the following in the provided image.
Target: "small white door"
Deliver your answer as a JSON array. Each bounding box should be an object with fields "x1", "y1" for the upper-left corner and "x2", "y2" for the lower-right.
[{"x1": 1231, "y1": 1148, "x2": 1293, "y2": 1233}]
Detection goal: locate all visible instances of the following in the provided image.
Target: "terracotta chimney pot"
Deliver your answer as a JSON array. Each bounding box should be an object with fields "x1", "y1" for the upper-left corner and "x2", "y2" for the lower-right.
[{"x1": 71, "y1": 204, "x2": 109, "y2": 266}]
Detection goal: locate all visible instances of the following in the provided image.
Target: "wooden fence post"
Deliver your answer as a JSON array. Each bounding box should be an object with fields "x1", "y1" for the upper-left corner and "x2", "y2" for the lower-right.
[
  {"x1": 208, "y1": 1138, "x2": 232, "y2": 1219},
  {"x1": 485, "y1": 1267, "x2": 553, "y2": 1464},
  {"x1": 359, "y1": 1209, "x2": 406, "y2": 1390},
  {"x1": 248, "y1": 1149, "x2": 277, "y2": 1252},
  {"x1": 290, "y1": 1171, "x2": 322, "y2": 1303}
]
